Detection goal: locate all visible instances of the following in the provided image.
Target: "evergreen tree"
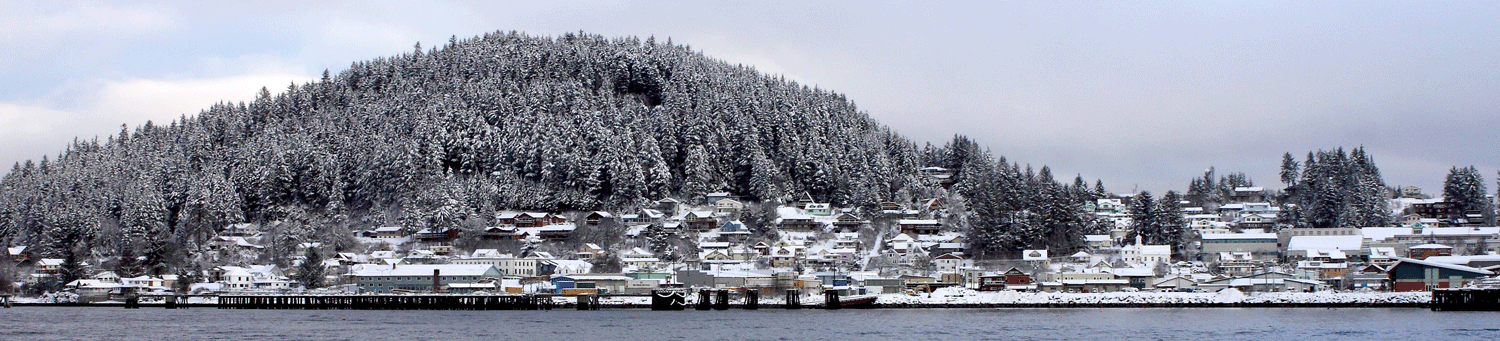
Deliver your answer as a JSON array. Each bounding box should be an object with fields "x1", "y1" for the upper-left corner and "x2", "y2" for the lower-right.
[
  {"x1": 58, "y1": 245, "x2": 88, "y2": 287},
  {"x1": 174, "y1": 262, "x2": 201, "y2": 294},
  {"x1": 115, "y1": 242, "x2": 144, "y2": 278},
  {"x1": 293, "y1": 247, "x2": 326, "y2": 289},
  {"x1": 1443, "y1": 166, "x2": 1488, "y2": 224},
  {"x1": 141, "y1": 230, "x2": 174, "y2": 277},
  {"x1": 1129, "y1": 191, "x2": 1158, "y2": 242},
  {"x1": 1280, "y1": 152, "x2": 1300, "y2": 187},
  {"x1": 1156, "y1": 191, "x2": 1187, "y2": 257}
]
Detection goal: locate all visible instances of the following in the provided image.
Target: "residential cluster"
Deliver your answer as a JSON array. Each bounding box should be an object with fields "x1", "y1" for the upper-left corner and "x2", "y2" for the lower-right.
[{"x1": 7, "y1": 183, "x2": 1497, "y2": 301}]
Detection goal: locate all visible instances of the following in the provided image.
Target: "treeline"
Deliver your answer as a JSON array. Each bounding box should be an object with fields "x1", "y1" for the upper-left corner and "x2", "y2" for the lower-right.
[
  {"x1": 1278, "y1": 147, "x2": 1390, "y2": 228},
  {"x1": 0, "y1": 31, "x2": 948, "y2": 271},
  {"x1": 942, "y1": 136, "x2": 1108, "y2": 258}
]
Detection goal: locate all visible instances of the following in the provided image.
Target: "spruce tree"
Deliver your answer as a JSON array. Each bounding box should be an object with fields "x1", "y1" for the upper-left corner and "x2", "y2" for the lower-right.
[
  {"x1": 1157, "y1": 191, "x2": 1187, "y2": 256},
  {"x1": 1280, "y1": 152, "x2": 1300, "y2": 187},
  {"x1": 1129, "y1": 191, "x2": 1158, "y2": 242},
  {"x1": 294, "y1": 247, "x2": 326, "y2": 289},
  {"x1": 1443, "y1": 166, "x2": 1488, "y2": 224},
  {"x1": 58, "y1": 246, "x2": 88, "y2": 287}
]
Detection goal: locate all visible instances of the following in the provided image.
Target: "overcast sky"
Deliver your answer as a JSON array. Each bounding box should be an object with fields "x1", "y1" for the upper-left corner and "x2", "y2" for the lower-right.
[{"x1": 3, "y1": 1, "x2": 1497, "y2": 194}]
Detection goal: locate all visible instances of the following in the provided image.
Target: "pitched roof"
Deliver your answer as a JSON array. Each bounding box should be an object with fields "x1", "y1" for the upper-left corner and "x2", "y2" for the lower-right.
[
  {"x1": 1390, "y1": 257, "x2": 1493, "y2": 276},
  {"x1": 354, "y1": 264, "x2": 497, "y2": 277}
]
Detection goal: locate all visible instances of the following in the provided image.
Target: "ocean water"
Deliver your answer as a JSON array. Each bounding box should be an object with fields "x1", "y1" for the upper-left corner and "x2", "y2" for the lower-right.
[{"x1": 1, "y1": 307, "x2": 1496, "y2": 340}]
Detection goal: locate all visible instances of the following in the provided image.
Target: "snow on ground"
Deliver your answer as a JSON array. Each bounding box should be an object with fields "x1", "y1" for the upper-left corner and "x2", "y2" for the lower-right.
[{"x1": 872, "y1": 287, "x2": 1431, "y2": 305}]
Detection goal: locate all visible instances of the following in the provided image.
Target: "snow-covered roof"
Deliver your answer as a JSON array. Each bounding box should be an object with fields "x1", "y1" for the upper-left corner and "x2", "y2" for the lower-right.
[
  {"x1": 1199, "y1": 232, "x2": 1278, "y2": 240},
  {"x1": 1134, "y1": 245, "x2": 1172, "y2": 255},
  {"x1": 1152, "y1": 275, "x2": 1195, "y2": 287},
  {"x1": 1409, "y1": 244, "x2": 1453, "y2": 250},
  {"x1": 1369, "y1": 247, "x2": 1398, "y2": 259},
  {"x1": 1108, "y1": 267, "x2": 1155, "y2": 277},
  {"x1": 1390, "y1": 257, "x2": 1492, "y2": 275},
  {"x1": 555, "y1": 273, "x2": 634, "y2": 281},
  {"x1": 7, "y1": 246, "x2": 26, "y2": 255},
  {"x1": 1422, "y1": 255, "x2": 1500, "y2": 265},
  {"x1": 373, "y1": 226, "x2": 404, "y2": 232},
  {"x1": 1234, "y1": 187, "x2": 1265, "y2": 192},
  {"x1": 776, "y1": 207, "x2": 811, "y2": 220},
  {"x1": 700, "y1": 242, "x2": 731, "y2": 249},
  {"x1": 1360, "y1": 227, "x2": 1414, "y2": 242},
  {"x1": 1084, "y1": 235, "x2": 1111, "y2": 242},
  {"x1": 1306, "y1": 249, "x2": 1347, "y2": 260},
  {"x1": 1418, "y1": 227, "x2": 1500, "y2": 236},
  {"x1": 354, "y1": 264, "x2": 496, "y2": 278},
  {"x1": 898, "y1": 219, "x2": 939, "y2": 225},
  {"x1": 1286, "y1": 235, "x2": 1363, "y2": 251},
  {"x1": 1022, "y1": 250, "x2": 1048, "y2": 261}
]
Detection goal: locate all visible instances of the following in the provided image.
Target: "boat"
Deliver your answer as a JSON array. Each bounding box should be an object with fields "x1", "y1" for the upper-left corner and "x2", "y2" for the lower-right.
[{"x1": 826, "y1": 295, "x2": 878, "y2": 309}]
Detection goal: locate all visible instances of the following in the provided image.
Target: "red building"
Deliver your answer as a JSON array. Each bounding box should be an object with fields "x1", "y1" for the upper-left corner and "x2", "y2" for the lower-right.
[
  {"x1": 1388, "y1": 258, "x2": 1492, "y2": 292},
  {"x1": 1408, "y1": 244, "x2": 1453, "y2": 260}
]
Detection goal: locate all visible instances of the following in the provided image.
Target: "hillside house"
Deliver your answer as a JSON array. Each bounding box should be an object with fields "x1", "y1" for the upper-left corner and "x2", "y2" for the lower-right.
[
  {"x1": 776, "y1": 207, "x2": 821, "y2": 231},
  {"x1": 714, "y1": 198, "x2": 744, "y2": 215},
  {"x1": 898, "y1": 220, "x2": 941, "y2": 235},
  {"x1": 804, "y1": 203, "x2": 832, "y2": 216},
  {"x1": 373, "y1": 226, "x2": 406, "y2": 238},
  {"x1": 832, "y1": 213, "x2": 867, "y2": 232},
  {"x1": 655, "y1": 198, "x2": 681, "y2": 217},
  {"x1": 221, "y1": 223, "x2": 260, "y2": 237},
  {"x1": 577, "y1": 243, "x2": 605, "y2": 260},
  {"x1": 1231, "y1": 187, "x2": 1266, "y2": 202},
  {"x1": 584, "y1": 211, "x2": 613, "y2": 226},
  {"x1": 622, "y1": 209, "x2": 665, "y2": 225},
  {"x1": 682, "y1": 211, "x2": 718, "y2": 231},
  {"x1": 8, "y1": 246, "x2": 30, "y2": 262},
  {"x1": 933, "y1": 253, "x2": 964, "y2": 273},
  {"x1": 496, "y1": 212, "x2": 567, "y2": 228}
]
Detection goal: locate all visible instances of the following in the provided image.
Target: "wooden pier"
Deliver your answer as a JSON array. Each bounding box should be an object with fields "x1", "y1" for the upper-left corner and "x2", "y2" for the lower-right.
[
  {"x1": 217, "y1": 295, "x2": 556, "y2": 310},
  {"x1": 1432, "y1": 289, "x2": 1500, "y2": 311}
]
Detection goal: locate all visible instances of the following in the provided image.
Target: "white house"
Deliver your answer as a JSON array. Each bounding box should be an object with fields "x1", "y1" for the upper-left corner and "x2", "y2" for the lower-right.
[{"x1": 1121, "y1": 236, "x2": 1172, "y2": 266}]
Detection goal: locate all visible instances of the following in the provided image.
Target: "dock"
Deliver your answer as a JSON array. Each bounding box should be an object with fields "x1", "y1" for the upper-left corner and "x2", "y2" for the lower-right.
[
  {"x1": 1431, "y1": 289, "x2": 1500, "y2": 311},
  {"x1": 218, "y1": 294, "x2": 556, "y2": 310}
]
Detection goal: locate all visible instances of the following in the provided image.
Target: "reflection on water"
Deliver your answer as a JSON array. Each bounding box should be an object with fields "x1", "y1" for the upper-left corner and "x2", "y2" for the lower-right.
[{"x1": 2, "y1": 307, "x2": 1496, "y2": 341}]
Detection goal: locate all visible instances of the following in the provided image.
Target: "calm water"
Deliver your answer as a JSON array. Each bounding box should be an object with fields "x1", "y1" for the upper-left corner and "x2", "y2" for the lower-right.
[{"x1": 2, "y1": 307, "x2": 1497, "y2": 340}]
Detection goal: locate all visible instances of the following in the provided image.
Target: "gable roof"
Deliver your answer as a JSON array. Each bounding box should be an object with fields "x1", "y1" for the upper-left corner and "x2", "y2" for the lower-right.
[{"x1": 1390, "y1": 257, "x2": 1492, "y2": 276}]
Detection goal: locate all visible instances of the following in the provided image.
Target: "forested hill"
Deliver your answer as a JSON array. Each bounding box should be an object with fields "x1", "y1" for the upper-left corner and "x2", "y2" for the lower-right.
[{"x1": 1, "y1": 31, "x2": 978, "y2": 254}]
